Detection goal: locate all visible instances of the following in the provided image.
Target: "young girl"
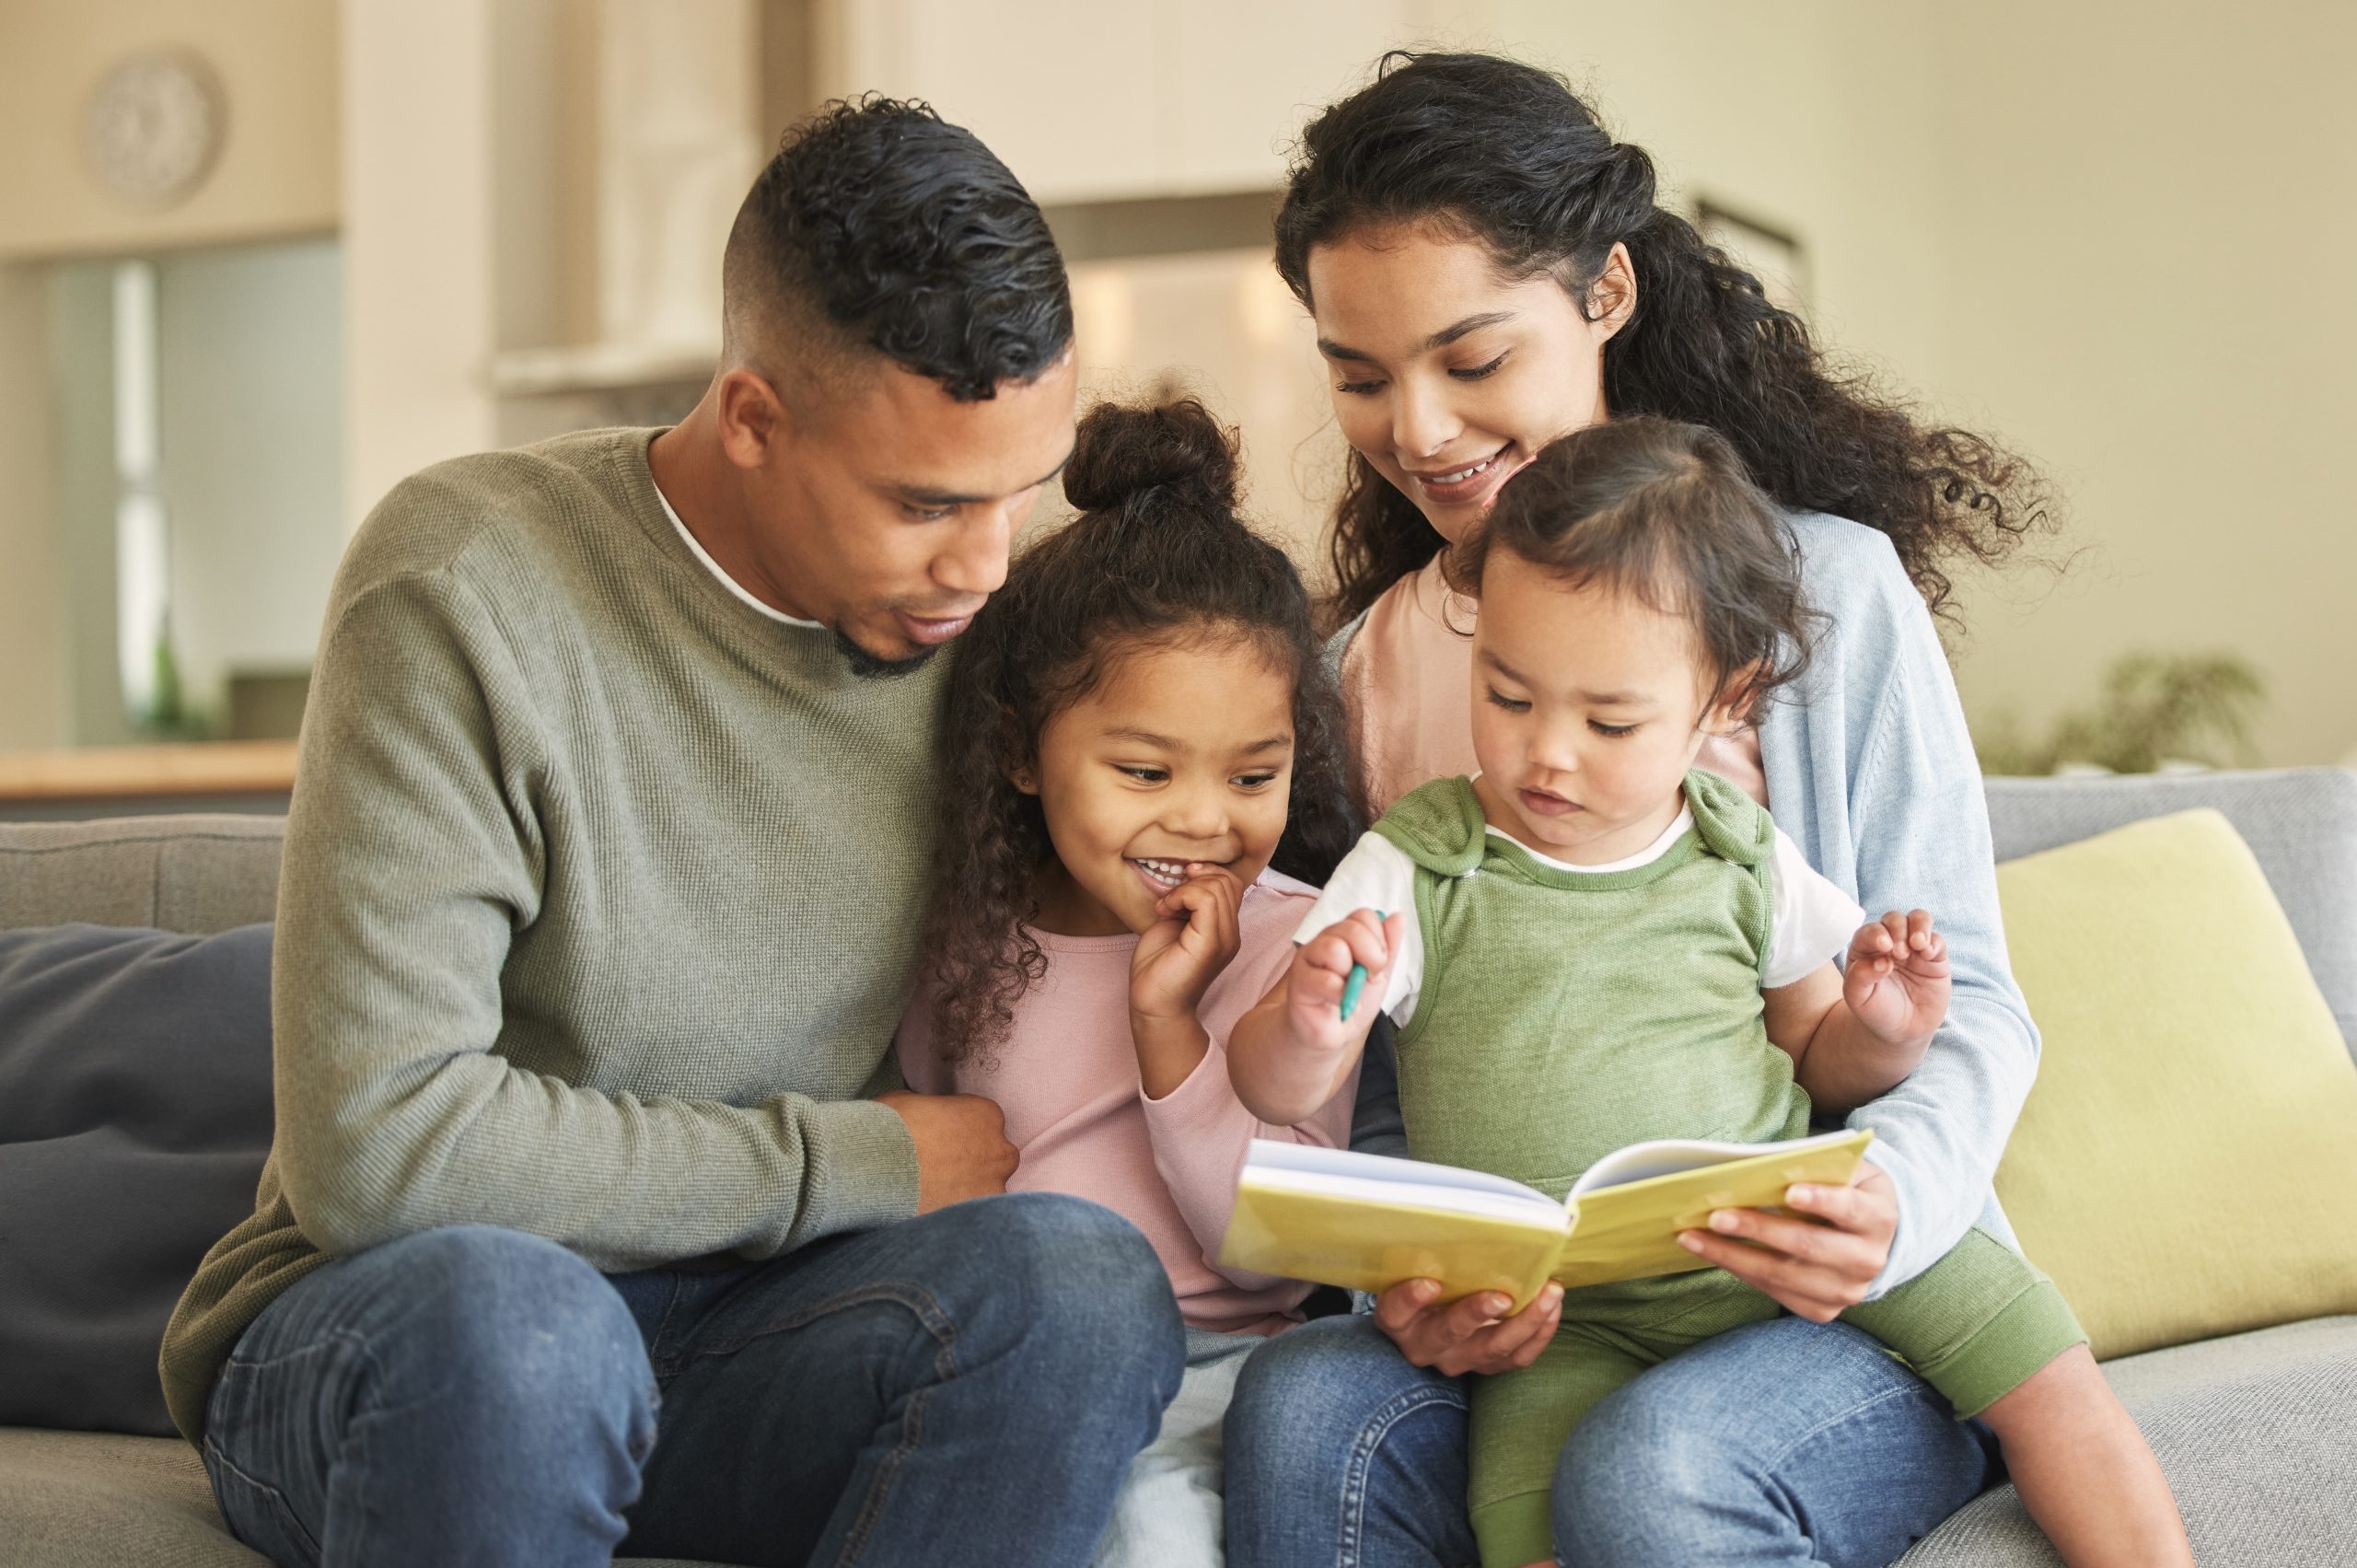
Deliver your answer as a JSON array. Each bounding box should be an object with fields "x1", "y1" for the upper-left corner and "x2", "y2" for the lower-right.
[
  {"x1": 1229, "y1": 419, "x2": 2190, "y2": 1568},
  {"x1": 897, "y1": 397, "x2": 1361, "y2": 1563}
]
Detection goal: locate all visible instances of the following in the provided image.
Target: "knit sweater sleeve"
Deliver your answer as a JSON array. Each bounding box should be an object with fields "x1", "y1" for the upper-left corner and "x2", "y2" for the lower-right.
[
  {"x1": 271, "y1": 569, "x2": 919, "y2": 1270},
  {"x1": 1794, "y1": 530, "x2": 2040, "y2": 1296}
]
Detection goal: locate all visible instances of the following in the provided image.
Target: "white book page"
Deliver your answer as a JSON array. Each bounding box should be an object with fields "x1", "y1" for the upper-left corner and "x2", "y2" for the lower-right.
[
  {"x1": 1241, "y1": 1139, "x2": 1562, "y2": 1221},
  {"x1": 1240, "y1": 1166, "x2": 1570, "y2": 1228},
  {"x1": 1569, "y1": 1128, "x2": 1864, "y2": 1196}
]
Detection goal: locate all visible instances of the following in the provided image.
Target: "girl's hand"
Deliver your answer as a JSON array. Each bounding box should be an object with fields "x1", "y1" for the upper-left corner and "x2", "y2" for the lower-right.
[
  {"x1": 1130, "y1": 863, "x2": 1246, "y2": 1026},
  {"x1": 1372, "y1": 1277, "x2": 1564, "y2": 1375},
  {"x1": 1677, "y1": 1159, "x2": 1897, "y2": 1321},
  {"x1": 1842, "y1": 910, "x2": 1950, "y2": 1046},
  {"x1": 1285, "y1": 908, "x2": 1406, "y2": 1053}
]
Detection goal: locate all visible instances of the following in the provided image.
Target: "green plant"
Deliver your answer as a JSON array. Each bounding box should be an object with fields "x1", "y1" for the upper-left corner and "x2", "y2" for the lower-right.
[{"x1": 1974, "y1": 651, "x2": 2265, "y2": 776}]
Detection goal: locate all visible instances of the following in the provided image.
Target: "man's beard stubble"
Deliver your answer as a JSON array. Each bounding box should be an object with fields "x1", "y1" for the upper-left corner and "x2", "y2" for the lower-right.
[{"x1": 834, "y1": 625, "x2": 940, "y2": 680}]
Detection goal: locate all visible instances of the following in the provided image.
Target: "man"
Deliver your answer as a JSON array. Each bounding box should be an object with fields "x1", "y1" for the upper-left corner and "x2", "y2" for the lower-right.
[{"x1": 160, "y1": 99, "x2": 1184, "y2": 1568}]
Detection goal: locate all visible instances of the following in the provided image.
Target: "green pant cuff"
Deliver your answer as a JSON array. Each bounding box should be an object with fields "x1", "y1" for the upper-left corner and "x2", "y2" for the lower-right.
[
  {"x1": 1470, "y1": 1490, "x2": 1553, "y2": 1568},
  {"x1": 1919, "y1": 1278, "x2": 2088, "y2": 1417}
]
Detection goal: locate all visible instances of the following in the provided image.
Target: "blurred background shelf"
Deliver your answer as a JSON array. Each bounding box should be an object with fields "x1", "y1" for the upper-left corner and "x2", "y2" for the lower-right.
[{"x1": 0, "y1": 740, "x2": 296, "y2": 820}]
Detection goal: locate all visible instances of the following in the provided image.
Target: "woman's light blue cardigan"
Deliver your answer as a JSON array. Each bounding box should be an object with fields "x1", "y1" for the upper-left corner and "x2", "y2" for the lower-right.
[{"x1": 1335, "y1": 512, "x2": 2036, "y2": 1295}]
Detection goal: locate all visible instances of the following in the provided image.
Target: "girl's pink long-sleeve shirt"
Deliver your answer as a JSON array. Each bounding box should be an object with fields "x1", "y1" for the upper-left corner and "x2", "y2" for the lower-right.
[{"x1": 898, "y1": 868, "x2": 1356, "y2": 1334}]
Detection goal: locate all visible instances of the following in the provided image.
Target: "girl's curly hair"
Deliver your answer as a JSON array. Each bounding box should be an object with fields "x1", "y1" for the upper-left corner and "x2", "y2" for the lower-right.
[
  {"x1": 918, "y1": 398, "x2": 1358, "y2": 1063},
  {"x1": 1276, "y1": 51, "x2": 2054, "y2": 629}
]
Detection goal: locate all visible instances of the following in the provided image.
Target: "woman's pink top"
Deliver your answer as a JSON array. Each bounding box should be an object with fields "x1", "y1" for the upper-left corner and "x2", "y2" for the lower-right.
[
  {"x1": 897, "y1": 868, "x2": 1356, "y2": 1335},
  {"x1": 1340, "y1": 555, "x2": 1769, "y2": 815}
]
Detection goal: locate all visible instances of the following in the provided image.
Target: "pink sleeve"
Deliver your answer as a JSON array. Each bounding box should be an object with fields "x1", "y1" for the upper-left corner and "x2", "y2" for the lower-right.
[
  {"x1": 1135, "y1": 902, "x2": 1359, "y2": 1288},
  {"x1": 893, "y1": 993, "x2": 954, "y2": 1095}
]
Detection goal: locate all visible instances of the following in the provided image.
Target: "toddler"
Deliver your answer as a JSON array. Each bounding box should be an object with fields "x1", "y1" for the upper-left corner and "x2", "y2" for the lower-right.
[{"x1": 1229, "y1": 417, "x2": 2191, "y2": 1568}]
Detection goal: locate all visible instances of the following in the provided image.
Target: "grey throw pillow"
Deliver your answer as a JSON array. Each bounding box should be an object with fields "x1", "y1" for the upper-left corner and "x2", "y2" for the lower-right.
[{"x1": 0, "y1": 923, "x2": 273, "y2": 1436}]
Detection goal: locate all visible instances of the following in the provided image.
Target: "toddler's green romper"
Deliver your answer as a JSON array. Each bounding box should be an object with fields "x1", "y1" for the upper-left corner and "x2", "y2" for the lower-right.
[{"x1": 1370, "y1": 772, "x2": 2086, "y2": 1567}]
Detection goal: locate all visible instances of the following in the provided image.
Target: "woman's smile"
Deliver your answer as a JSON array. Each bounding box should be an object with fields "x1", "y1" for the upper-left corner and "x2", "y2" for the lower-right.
[{"x1": 1404, "y1": 442, "x2": 1523, "y2": 508}]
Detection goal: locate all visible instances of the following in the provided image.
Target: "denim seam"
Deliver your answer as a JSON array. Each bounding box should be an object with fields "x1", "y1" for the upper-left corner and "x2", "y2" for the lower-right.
[
  {"x1": 646, "y1": 1272, "x2": 690, "y2": 1363},
  {"x1": 654, "y1": 1281, "x2": 960, "y2": 1378},
  {"x1": 221, "y1": 1323, "x2": 387, "y2": 1382},
  {"x1": 1339, "y1": 1381, "x2": 1468, "y2": 1568},
  {"x1": 657, "y1": 1281, "x2": 960, "y2": 1565},
  {"x1": 221, "y1": 1324, "x2": 410, "y2": 1565},
  {"x1": 1757, "y1": 1376, "x2": 1925, "y2": 1476},
  {"x1": 834, "y1": 1383, "x2": 928, "y2": 1568},
  {"x1": 203, "y1": 1434, "x2": 325, "y2": 1564}
]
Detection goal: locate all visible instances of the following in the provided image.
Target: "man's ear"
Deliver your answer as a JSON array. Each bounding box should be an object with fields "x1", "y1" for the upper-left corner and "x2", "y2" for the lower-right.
[
  {"x1": 1708, "y1": 659, "x2": 1769, "y2": 735},
  {"x1": 1587, "y1": 241, "x2": 1639, "y2": 342},
  {"x1": 714, "y1": 366, "x2": 791, "y2": 470}
]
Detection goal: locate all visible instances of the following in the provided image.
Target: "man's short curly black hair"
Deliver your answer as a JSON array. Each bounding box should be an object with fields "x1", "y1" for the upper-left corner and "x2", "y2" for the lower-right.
[{"x1": 724, "y1": 96, "x2": 1073, "y2": 402}]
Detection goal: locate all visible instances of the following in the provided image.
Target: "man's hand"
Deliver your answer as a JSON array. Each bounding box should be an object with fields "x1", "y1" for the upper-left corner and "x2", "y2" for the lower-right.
[{"x1": 877, "y1": 1091, "x2": 1017, "y2": 1214}]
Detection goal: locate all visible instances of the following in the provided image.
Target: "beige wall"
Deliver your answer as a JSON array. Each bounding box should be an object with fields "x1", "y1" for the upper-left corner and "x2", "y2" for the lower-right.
[
  {"x1": 1490, "y1": 1, "x2": 2355, "y2": 767},
  {"x1": 1487, "y1": 2, "x2": 1948, "y2": 392},
  {"x1": 341, "y1": 0, "x2": 500, "y2": 530},
  {"x1": 1924, "y1": 3, "x2": 2357, "y2": 768},
  {"x1": 0, "y1": 0, "x2": 338, "y2": 261},
  {"x1": 0, "y1": 267, "x2": 68, "y2": 751}
]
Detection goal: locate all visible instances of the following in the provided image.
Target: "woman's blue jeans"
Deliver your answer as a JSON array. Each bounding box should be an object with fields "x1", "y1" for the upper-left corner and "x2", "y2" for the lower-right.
[
  {"x1": 1224, "y1": 1310, "x2": 2000, "y2": 1568},
  {"x1": 199, "y1": 1193, "x2": 1185, "y2": 1568}
]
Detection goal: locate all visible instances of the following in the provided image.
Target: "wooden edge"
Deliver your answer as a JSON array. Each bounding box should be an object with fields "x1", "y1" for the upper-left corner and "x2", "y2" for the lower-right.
[{"x1": 0, "y1": 740, "x2": 300, "y2": 802}]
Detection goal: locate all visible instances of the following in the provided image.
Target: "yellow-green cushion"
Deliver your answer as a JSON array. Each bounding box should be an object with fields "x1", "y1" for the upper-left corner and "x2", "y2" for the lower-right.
[{"x1": 1992, "y1": 807, "x2": 2357, "y2": 1360}]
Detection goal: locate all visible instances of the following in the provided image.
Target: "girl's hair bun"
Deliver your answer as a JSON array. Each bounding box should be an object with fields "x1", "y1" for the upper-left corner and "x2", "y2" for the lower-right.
[{"x1": 1061, "y1": 396, "x2": 1240, "y2": 516}]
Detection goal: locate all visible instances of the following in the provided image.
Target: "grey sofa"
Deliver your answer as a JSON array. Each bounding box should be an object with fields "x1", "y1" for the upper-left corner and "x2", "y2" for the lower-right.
[{"x1": 4, "y1": 769, "x2": 2354, "y2": 1566}]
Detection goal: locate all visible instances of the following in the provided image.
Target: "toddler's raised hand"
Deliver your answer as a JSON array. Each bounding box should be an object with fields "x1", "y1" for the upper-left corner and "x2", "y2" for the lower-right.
[
  {"x1": 1285, "y1": 908, "x2": 1405, "y2": 1054},
  {"x1": 1130, "y1": 863, "x2": 1246, "y2": 1026},
  {"x1": 1843, "y1": 909, "x2": 1951, "y2": 1046}
]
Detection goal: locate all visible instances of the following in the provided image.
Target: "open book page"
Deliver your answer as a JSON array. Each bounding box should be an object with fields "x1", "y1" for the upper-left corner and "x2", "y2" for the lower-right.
[
  {"x1": 1221, "y1": 1141, "x2": 1568, "y2": 1306},
  {"x1": 1571, "y1": 1127, "x2": 1874, "y2": 1195},
  {"x1": 1552, "y1": 1128, "x2": 1875, "y2": 1289},
  {"x1": 1237, "y1": 1140, "x2": 1563, "y2": 1225}
]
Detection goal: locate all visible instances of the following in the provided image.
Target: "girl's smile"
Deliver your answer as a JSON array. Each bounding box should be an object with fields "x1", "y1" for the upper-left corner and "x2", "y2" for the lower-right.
[
  {"x1": 1129, "y1": 855, "x2": 1230, "y2": 895},
  {"x1": 1021, "y1": 633, "x2": 1296, "y2": 938}
]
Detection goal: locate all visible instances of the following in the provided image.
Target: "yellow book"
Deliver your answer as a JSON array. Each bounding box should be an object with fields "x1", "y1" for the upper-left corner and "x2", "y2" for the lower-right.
[{"x1": 1218, "y1": 1128, "x2": 1875, "y2": 1311}]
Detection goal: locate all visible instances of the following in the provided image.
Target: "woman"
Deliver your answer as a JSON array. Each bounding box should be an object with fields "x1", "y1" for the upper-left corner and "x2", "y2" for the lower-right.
[{"x1": 1223, "y1": 52, "x2": 2054, "y2": 1567}]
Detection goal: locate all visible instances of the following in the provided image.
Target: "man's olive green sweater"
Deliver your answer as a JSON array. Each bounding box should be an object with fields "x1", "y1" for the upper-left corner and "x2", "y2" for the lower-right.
[{"x1": 159, "y1": 428, "x2": 942, "y2": 1443}]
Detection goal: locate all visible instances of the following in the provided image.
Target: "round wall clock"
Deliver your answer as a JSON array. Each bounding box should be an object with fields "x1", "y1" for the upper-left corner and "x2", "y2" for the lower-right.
[{"x1": 82, "y1": 48, "x2": 226, "y2": 207}]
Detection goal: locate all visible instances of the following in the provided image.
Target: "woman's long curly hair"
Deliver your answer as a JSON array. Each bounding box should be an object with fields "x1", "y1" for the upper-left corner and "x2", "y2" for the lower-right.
[
  {"x1": 917, "y1": 398, "x2": 1358, "y2": 1063},
  {"x1": 1276, "y1": 51, "x2": 2053, "y2": 628}
]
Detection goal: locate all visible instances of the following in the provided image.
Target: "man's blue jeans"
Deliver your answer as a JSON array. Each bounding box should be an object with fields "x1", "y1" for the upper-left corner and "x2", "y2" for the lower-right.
[
  {"x1": 1223, "y1": 1311, "x2": 2001, "y2": 1567},
  {"x1": 199, "y1": 1193, "x2": 1185, "y2": 1568}
]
